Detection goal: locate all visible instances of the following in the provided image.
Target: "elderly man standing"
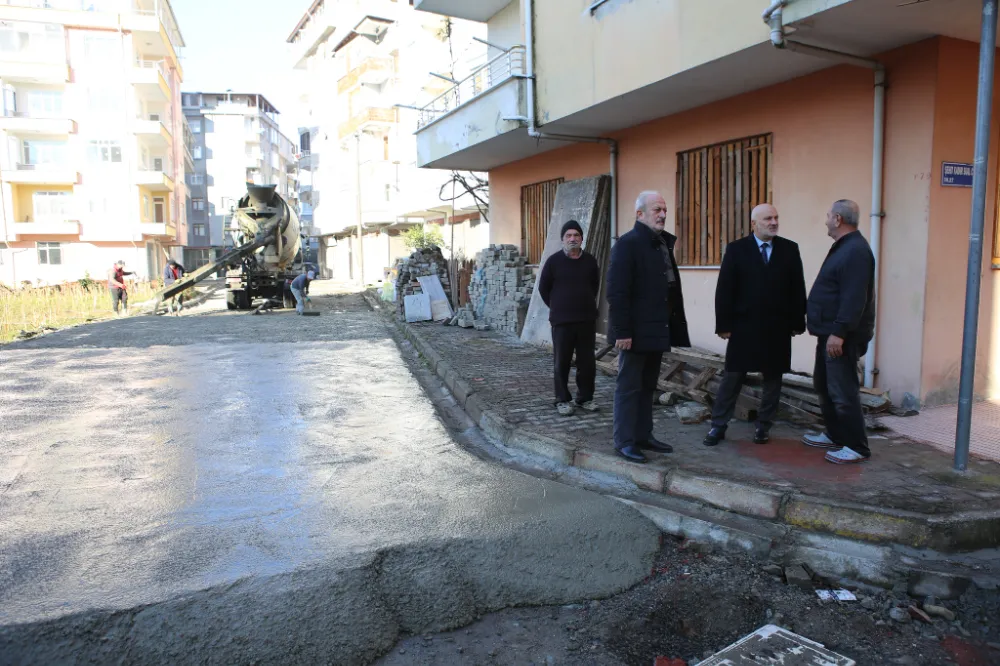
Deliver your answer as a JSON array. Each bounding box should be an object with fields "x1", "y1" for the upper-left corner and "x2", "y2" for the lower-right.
[
  {"x1": 538, "y1": 220, "x2": 601, "y2": 416},
  {"x1": 804, "y1": 200, "x2": 876, "y2": 464},
  {"x1": 607, "y1": 191, "x2": 690, "y2": 463},
  {"x1": 704, "y1": 203, "x2": 807, "y2": 447}
]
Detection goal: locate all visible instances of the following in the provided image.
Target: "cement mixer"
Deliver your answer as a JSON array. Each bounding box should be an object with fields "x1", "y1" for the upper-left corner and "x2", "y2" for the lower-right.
[
  {"x1": 151, "y1": 184, "x2": 306, "y2": 312},
  {"x1": 224, "y1": 184, "x2": 303, "y2": 310}
]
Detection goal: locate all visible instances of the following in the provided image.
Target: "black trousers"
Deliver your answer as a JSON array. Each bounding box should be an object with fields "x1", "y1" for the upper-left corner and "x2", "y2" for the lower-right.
[
  {"x1": 110, "y1": 287, "x2": 127, "y2": 313},
  {"x1": 613, "y1": 350, "x2": 663, "y2": 449},
  {"x1": 551, "y1": 321, "x2": 596, "y2": 404},
  {"x1": 710, "y1": 371, "x2": 783, "y2": 429},
  {"x1": 814, "y1": 336, "x2": 870, "y2": 457}
]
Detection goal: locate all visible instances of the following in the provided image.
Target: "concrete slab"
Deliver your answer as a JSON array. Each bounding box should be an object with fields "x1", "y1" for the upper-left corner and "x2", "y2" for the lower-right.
[
  {"x1": 0, "y1": 289, "x2": 661, "y2": 664},
  {"x1": 667, "y1": 471, "x2": 783, "y2": 519},
  {"x1": 574, "y1": 450, "x2": 666, "y2": 492}
]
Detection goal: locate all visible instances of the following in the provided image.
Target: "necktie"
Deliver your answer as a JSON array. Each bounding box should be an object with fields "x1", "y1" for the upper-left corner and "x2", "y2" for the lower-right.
[{"x1": 761, "y1": 242, "x2": 770, "y2": 264}]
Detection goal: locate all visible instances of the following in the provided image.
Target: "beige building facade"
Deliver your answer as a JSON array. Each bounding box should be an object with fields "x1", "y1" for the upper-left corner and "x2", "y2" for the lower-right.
[
  {"x1": 0, "y1": 0, "x2": 187, "y2": 287},
  {"x1": 414, "y1": 0, "x2": 1000, "y2": 409}
]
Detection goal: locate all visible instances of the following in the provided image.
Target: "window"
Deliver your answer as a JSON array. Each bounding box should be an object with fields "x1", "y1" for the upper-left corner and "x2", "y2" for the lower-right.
[
  {"x1": 26, "y1": 90, "x2": 63, "y2": 118},
  {"x1": 675, "y1": 133, "x2": 772, "y2": 267},
  {"x1": 188, "y1": 173, "x2": 204, "y2": 185},
  {"x1": 82, "y1": 33, "x2": 119, "y2": 61},
  {"x1": 143, "y1": 195, "x2": 150, "y2": 220},
  {"x1": 37, "y1": 241, "x2": 61, "y2": 265},
  {"x1": 87, "y1": 140, "x2": 122, "y2": 163},
  {"x1": 32, "y1": 191, "x2": 71, "y2": 221},
  {"x1": 192, "y1": 198, "x2": 205, "y2": 211},
  {"x1": 85, "y1": 86, "x2": 121, "y2": 115},
  {"x1": 193, "y1": 223, "x2": 206, "y2": 236},
  {"x1": 193, "y1": 145, "x2": 203, "y2": 160},
  {"x1": 153, "y1": 197, "x2": 165, "y2": 224},
  {"x1": 520, "y1": 177, "x2": 564, "y2": 264},
  {"x1": 191, "y1": 121, "x2": 201, "y2": 133},
  {"x1": 21, "y1": 140, "x2": 66, "y2": 167}
]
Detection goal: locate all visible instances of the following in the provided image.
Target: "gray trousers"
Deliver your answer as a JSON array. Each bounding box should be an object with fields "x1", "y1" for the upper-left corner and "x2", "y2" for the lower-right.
[{"x1": 710, "y1": 371, "x2": 783, "y2": 429}]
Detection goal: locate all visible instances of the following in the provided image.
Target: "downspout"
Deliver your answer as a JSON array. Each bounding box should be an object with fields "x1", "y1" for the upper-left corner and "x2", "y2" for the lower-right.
[
  {"x1": 523, "y1": 0, "x2": 618, "y2": 240},
  {"x1": 766, "y1": 5, "x2": 886, "y2": 390}
]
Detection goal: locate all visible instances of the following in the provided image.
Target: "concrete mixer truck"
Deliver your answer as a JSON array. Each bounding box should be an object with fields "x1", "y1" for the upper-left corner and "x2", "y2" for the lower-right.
[{"x1": 152, "y1": 184, "x2": 307, "y2": 312}]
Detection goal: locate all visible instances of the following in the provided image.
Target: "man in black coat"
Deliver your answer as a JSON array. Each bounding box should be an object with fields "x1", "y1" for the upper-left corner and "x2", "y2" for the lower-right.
[
  {"x1": 704, "y1": 204, "x2": 807, "y2": 447},
  {"x1": 803, "y1": 199, "x2": 876, "y2": 464},
  {"x1": 537, "y1": 219, "x2": 601, "y2": 416},
  {"x1": 607, "y1": 191, "x2": 690, "y2": 463}
]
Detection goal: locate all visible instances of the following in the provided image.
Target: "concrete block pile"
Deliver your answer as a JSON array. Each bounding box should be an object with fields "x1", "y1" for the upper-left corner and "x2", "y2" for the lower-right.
[
  {"x1": 466, "y1": 244, "x2": 535, "y2": 334},
  {"x1": 393, "y1": 246, "x2": 452, "y2": 314}
]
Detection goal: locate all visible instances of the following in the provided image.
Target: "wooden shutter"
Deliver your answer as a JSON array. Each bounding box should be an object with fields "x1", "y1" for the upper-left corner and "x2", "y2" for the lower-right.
[
  {"x1": 675, "y1": 134, "x2": 772, "y2": 266},
  {"x1": 520, "y1": 177, "x2": 564, "y2": 264}
]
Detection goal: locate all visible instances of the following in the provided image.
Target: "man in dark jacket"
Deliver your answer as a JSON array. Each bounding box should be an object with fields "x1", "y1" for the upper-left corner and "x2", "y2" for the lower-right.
[
  {"x1": 804, "y1": 199, "x2": 876, "y2": 464},
  {"x1": 538, "y1": 220, "x2": 601, "y2": 416},
  {"x1": 607, "y1": 191, "x2": 690, "y2": 463},
  {"x1": 704, "y1": 204, "x2": 806, "y2": 447},
  {"x1": 162, "y1": 259, "x2": 186, "y2": 315}
]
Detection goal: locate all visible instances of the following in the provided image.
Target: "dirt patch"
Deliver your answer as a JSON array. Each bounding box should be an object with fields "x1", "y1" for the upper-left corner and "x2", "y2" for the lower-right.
[{"x1": 378, "y1": 537, "x2": 1000, "y2": 666}]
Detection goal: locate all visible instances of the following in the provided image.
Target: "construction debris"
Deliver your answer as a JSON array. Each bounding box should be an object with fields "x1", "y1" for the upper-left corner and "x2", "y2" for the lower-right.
[
  {"x1": 696, "y1": 625, "x2": 855, "y2": 666},
  {"x1": 466, "y1": 245, "x2": 535, "y2": 334},
  {"x1": 393, "y1": 246, "x2": 452, "y2": 317}
]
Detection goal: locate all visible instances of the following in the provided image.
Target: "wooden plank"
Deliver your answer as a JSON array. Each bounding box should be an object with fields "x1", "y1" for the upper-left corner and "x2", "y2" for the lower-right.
[
  {"x1": 659, "y1": 361, "x2": 684, "y2": 381},
  {"x1": 595, "y1": 344, "x2": 614, "y2": 361},
  {"x1": 700, "y1": 147, "x2": 708, "y2": 266},
  {"x1": 687, "y1": 367, "x2": 717, "y2": 391},
  {"x1": 688, "y1": 150, "x2": 696, "y2": 263},
  {"x1": 764, "y1": 134, "x2": 773, "y2": 202},
  {"x1": 720, "y1": 144, "x2": 729, "y2": 254},
  {"x1": 750, "y1": 136, "x2": 759, "y2": 207},
  {"x1": 680, "y1": 152, "x2": 689, "y2": 265},
  {"x1": 734, "y1": 140, "x2": 744, "y2": 241},
  {"x1": 676, "y1": 156, "x2": 684, "y2": 265},
  {"x1": 663, "y1": 349, "x2": 726, "y2": 370},
  {"x1": 743, "y1": 139, "x2": 751, "y2": 235}
]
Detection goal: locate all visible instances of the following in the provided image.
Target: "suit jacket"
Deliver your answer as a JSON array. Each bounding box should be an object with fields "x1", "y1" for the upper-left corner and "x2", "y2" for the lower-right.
[
  {"x1": 715, "y1": 234, "x2": 806, "y2": 374},
  {"x1": 607, "y1": 221, "x2": 690, "y2": 352}
]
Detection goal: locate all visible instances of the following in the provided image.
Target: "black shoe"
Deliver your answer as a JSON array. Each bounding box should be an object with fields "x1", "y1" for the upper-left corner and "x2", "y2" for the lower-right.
[
  {"x1": 703, "y1": 427, "x2": 726, "y2": 447},
  {"x1": 639, "y1": 437, "x2": 673, "y2": 453},
  {"x1": 753, "y1": 426, "x2": 770, "y2": 445},
  {"x1": 614, "y1": 445, "x2": 648, "y2": 463}
]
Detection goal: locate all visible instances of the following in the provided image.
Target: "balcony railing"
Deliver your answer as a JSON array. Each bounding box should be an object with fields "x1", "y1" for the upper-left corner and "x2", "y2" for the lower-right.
[
  {"x1": 135, "y1": 58, "x2": 168, "y2": 81},
  {"x1": 417, "y1": 46, "x2": 525, "y2": 129},
  {"x1": 2, "y1": 108, "x2": 65, "y2": 119}
]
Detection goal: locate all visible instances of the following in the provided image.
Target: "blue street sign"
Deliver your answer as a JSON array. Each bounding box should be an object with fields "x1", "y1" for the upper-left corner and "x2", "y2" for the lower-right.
[{"x1": 942, "y1": 161, "x2": 974, "y2": 187}]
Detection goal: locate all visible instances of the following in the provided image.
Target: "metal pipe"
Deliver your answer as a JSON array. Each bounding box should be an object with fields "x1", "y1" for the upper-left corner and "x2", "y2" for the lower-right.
[
  {"x1": 864, "y1": 67, "x2": 887, "y2": 389},
  {"x1": 762, "y1": 0, "x2": 787, "y2": 21},
  {"x1": 523, "y1": 0, "x2": 618, "y2": 241},
  {"x1": 588, "y1": 0, "x2": 612, "y2": 15},
  {"x1": 955, "y1": 0, "x2": 997, "y2": 472}
]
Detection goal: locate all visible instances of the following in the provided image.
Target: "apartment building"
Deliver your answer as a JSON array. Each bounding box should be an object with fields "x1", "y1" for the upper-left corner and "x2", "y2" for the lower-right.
[
  {"x1": 413, "y1": 0, "x2": 1000, "y2": 410},
  {"x1": 181, "y1": 92, "x2": 299, "y2": 270},
  {"x1": 288, "y1": 0, "x2": 488, "y2": 284},
  {"x1": 0, "y1": 0, "x2": 186, "y2": 287}
]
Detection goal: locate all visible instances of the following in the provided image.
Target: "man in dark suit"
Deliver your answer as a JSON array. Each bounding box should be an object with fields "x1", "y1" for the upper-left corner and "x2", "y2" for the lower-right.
[
  {"x1": 704, "y1": 203, "x2": 807, "y2": 447},
  {"x1": 608, "y1": 190, "x2": 691, "y2": 463}
]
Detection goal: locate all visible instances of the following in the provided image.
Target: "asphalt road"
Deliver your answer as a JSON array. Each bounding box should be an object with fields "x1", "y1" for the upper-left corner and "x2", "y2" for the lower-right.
[{"x1": 0, "y1": 281, "x2": 660, "y2": 665}]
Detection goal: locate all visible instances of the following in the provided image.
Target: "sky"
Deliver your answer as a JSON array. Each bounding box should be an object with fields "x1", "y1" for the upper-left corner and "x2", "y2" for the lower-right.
[{"x1": 169, "y1": 0, "x2": 312, "y2": 140}]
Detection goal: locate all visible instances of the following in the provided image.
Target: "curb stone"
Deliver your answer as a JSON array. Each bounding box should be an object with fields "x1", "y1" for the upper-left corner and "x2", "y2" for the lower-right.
[{"x1": 361, "y1": 290, "x2": 1000, "y2": 585}]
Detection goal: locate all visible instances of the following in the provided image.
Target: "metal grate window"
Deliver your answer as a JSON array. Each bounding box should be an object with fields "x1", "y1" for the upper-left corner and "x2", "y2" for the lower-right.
[
  {"x1": 520, "y1": 177, "x2": 564, "y2": 264},
  {"x1": 675, "y1": 134, "x2": 772, "y2": 266}
]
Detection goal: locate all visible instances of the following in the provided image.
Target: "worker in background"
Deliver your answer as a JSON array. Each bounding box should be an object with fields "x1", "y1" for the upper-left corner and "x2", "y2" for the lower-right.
[
  {"x1": 537, "y1": 219, "x2": 601, "y2": 417},
  {"x1": 162, "y1": 259, "x2": 186, "y2": 315},
  {"x1": 289, "y1": 270, "x2": 315, "y2": 315},
  {"x1": 107, "y1": 260, "x2": 134, "y2": 316}
]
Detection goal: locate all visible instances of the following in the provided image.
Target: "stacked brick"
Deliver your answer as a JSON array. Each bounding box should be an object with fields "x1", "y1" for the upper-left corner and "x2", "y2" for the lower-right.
[
  {"x1": 393, "y1": 246, "x2": 452, "y2": 314},
  {"x1": 465, "y1": 244, "x2": 535, "y2": 334}
]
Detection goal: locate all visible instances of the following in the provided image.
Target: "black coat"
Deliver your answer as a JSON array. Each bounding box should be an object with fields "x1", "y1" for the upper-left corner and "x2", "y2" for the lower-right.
[
  {"x1": 608, "y1": 221, "x2": 690, "y2": 352},
  {"x1": 715, "y1": 234, "x2": 806, "y2": 375},
  {"x1": 807, "y1": 230, "x2": 875, "y2": 343}
]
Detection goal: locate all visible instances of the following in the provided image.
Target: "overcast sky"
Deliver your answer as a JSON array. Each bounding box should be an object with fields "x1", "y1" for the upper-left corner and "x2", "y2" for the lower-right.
[{"x1": 170, "y1": 0, "x2": 311, "y2": 140}]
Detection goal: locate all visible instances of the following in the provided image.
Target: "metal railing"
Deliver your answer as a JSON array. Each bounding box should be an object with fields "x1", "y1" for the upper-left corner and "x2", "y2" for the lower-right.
[
  {"x1": 2, "y1": 108, "x2": 66, "y2": 119},
  {"x1": 134, "y1": 58, "x2": 168, "y2": 81},
  {"x1": 417, "y1": 46, "x2": 525, "y2": 129}
]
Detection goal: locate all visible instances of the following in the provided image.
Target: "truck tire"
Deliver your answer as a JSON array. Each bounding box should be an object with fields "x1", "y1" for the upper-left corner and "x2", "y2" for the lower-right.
[
  {"x1": 238, "y1": 290, "x2": 252, "y2": 310},
  {"x1": 282, "y1": 290, "x2": 295, "y2": 310},
  {"x1": 226, "y1": 291, "x2": 238, "y2": 310}
]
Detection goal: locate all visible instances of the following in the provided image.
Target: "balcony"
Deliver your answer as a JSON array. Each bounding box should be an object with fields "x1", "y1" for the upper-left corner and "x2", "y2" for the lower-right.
[
  {"x1": 133, "y1": 118, "x2": 172, "y2": 145},
  {"x1": 0, "y1": 55, "x2": 70, "y2": 84},
  {"x1": 415, "y1": 46, "x2": 527, "y2": 169},
  {"x1": 4, "y1": 164, "x2": 79, "y2": 185},
  {"x1": 121, "y1": 4, "x2": 184, "y2": 69},
  {"x1": 338, "y1": 107, "x2": 396, "y2": 141},
  {"x1": 139, "y1": 222, "x2": 177, "y2": 238},
  {"x1": 131, "y1": 59, "x2": 171, "y2": 101},
  {"x1": 10, "y1": 219, "x2": 80, "y2": 239},
  {"x1": 412, "y1": 0, "x2": 512, "y2": 21},
  {"x1": 338, "y1": 56, "x2": 393, "y2": 94},
  {"x1": 134, "y1": 167, "x2": 174, "y2": 191},
  {"x1": 0, "y1": 111, "x2": 75, "y2": 136},
  {"x1": 288, "y1": 0, "x2": 402, "y2": 69}
]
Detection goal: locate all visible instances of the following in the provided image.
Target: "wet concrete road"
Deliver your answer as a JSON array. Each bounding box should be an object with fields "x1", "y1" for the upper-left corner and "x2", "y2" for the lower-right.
[{"x1": 0, "y1": 283, "x2": 659, "y2": 664}]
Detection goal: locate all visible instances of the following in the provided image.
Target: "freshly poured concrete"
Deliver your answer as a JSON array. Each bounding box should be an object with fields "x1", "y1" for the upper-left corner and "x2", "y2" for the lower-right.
[{"x1": 0, "y1": 289, "x2": 660, "y2": 664}]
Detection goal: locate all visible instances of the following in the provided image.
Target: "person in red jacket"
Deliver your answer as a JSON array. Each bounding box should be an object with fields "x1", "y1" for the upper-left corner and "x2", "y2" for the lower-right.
[{"x1": 107, "y1": 260, "x2": 134, "y2": 315}]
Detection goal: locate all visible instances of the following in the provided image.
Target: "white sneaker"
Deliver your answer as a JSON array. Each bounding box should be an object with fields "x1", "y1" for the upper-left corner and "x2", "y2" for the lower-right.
[
  {"x1": 575, "y1": 400, "x2": 600, "y2": 412},
  {"x1": 802, "y1": 431, "x2": 838, "y2": 448},
  {"x1": 556, "y1": 402, "x2": 576, "y2": 416},
  {"x1": 824, "y1": 447, "x2": 870, "y2": 464}
]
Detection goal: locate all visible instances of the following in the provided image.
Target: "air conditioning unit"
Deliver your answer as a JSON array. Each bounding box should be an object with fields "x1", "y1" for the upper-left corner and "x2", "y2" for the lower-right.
[
  {"x1": 153, "y1": 157, "x2": 163, "y2": 171},
  {"x1": 149, "y1": 114, "x2": 160, "y2": 122}
]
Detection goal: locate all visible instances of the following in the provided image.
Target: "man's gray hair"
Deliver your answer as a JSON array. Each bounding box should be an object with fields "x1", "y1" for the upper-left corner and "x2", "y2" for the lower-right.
[
  {"x1": 832, "y1": 199, "x2": 860, "y2": 227},
  {"x1": 635, "y1": 190, "x2": 661, "y2": 213}
]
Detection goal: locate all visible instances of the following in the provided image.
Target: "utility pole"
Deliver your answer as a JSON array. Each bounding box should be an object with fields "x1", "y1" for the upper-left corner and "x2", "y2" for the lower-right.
[{"x1": 354, "y1": 132, "x2": 365, "y2": 285}]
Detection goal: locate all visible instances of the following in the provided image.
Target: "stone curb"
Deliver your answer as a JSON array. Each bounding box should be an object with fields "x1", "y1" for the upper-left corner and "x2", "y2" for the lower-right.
[{"x1": 361, "y1": 290, "x2": 1000, "y2": 554}]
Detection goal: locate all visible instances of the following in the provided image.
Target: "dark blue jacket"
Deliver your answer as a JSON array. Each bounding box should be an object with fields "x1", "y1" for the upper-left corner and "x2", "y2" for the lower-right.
[
  {"x1": 807, "y1": 230, "x2": 875, "y2": 343},
  {"x1": 607, "y1": 221, "x2": 690, "y2": 352}
]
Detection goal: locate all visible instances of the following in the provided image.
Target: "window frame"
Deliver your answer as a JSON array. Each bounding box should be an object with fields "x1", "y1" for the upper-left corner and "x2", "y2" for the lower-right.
[{"x1": 36, "y1": 241, "x2": 61, "y2": 265}]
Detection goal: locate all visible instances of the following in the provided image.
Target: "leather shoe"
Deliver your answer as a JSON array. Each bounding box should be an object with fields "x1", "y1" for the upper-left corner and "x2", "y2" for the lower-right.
[
  {"x1": 703, "y1": 427, "x2": 726, "y2": 447},
  {"x1": 639, "y1": 437, "x2": 673, "y2": 453},
  {"x1": 614, "y1": 445, "x2": 648, "y2": 463},
  {"x1": 753, "y1": 426, "x2": 770, "y2": 444}
]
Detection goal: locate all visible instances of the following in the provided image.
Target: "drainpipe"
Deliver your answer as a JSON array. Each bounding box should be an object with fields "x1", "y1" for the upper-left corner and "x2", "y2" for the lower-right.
[
  {"x1": 522, "y1": 0, "x2": 619, "y2": 240},
  {"x1": 766, "y1": 7, "x2": 886, "y2": 390}
]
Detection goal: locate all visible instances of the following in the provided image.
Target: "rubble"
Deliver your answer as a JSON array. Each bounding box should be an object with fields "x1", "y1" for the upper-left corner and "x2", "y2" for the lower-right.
[
  {"x1": 784, "y1": 565, "x2": 814, "y2": 591},
  {"x1": 393, "y1": 246, "x2": 452, "y2": 317},
  {"x1": 923, "y1": 604, "x2": 956, "y2": 621},
  {"x1": 467, "y1": 245, "x2": 536, "y2": 334},
  {"x1": 675, "y1": 402, "x2": 710, "y2": 425}
]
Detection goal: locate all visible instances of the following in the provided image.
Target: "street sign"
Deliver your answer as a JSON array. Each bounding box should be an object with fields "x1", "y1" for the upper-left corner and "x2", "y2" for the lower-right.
[{"x1": 942, "y1": 161, "x2": 975, "y2": 187}]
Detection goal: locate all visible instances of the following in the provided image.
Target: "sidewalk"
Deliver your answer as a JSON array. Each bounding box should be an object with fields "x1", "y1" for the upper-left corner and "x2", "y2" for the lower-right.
[{"x1": 366, "y1": 291, "x2": 1000, "y2": 561}]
